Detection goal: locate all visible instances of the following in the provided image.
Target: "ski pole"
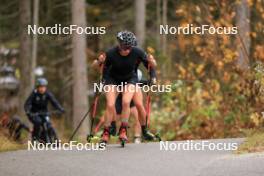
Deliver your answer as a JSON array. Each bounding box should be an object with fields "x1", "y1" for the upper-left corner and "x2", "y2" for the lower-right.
[
  {"x1": 145, "y1": 57, "x2": 161, "y2": 141},
  {"x1": 145, "y1": 92, "x2": 151, "y2": 128},
  {"x1": 68, "y1": 96, "x2": 99, "y2": 142},
  {"x1": 86, "y1": 92, "x2": 100, "y2": 142},
  {"x1": 69, "y1": 62, "x2": 104, "y2": 142},
  {"x1": 145, "y1": 62, "x2": 151, "y2": 128}
]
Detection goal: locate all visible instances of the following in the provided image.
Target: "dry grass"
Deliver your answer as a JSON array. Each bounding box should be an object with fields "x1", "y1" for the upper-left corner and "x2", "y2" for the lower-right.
[
  {"x1": 0, "y1": 131, "x2": 26, "y2": 152},
  {"x1": 236, "y1": 128, "x2": 264, "y2": 154}
]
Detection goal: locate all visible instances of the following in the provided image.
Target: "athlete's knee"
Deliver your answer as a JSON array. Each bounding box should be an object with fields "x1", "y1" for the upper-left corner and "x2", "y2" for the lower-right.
[
  {"x1": 134, "y1": 101, "x2": 144, "y2": 109},
  {"x1": 100, "y1": 116, "x2": 105, "y2": 123},
  {"x1": 122, "y1": 99, "x2": 131, "y2": 109},
  {"x1": 106, "y1": 102, "x2": 115, "y2": 111}
]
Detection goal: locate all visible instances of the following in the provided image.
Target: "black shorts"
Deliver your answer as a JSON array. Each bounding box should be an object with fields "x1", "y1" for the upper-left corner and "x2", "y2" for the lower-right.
[
  {"x1": 115, "y1": 94, "x2": 135, "y2": 115},
  {"x1": 104, "y1": 74, "x2": 138, "y2": 86}
]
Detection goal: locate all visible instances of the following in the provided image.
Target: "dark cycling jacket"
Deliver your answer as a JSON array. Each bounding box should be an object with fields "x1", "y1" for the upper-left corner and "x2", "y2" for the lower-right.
[
  {"x1": 103, "y1": 46, "x2": 156, "y2": 81},
  {"x1": 24, "y1": 89, "x2": 64, "y2": 114}
]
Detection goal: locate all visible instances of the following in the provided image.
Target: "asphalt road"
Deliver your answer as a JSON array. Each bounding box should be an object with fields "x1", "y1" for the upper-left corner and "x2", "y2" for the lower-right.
[{"x1": 0, "y1": 138, "x2": 263, "y2": 176}]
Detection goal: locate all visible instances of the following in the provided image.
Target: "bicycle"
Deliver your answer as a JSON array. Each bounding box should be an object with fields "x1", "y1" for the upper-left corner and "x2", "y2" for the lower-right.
[{"x1": 30, "y1": 111, "x2": 61, "y2": 144}]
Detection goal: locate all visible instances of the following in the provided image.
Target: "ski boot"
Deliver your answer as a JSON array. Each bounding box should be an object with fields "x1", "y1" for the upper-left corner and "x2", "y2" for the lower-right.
[
  {"x1": 100, "y1": 127, "x2": 110, "y2": 146},
  {"x1": 141, "y1": 125, "x2": 156, "y2": 141},
  {"x1": 119, "y1": 123, "x2": 128, "y2": 147},
  {"x1": 109, "y1": 121, "x2": 117, "y2": 136}
]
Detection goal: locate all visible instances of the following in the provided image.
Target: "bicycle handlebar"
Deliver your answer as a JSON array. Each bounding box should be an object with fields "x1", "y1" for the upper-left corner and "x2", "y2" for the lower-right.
[{"x1": 30, "y1": 111, "x2": 62, "y2": 117}]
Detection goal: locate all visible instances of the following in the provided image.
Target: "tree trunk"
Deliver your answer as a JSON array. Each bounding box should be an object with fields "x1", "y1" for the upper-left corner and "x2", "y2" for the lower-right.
[
  {"x1": 161, "y1": 0, "x2": 167, "y2": 55},
  {"x1": 162, "y1": 0, "x2": 168, "y2": 55},
  {"x1": 161, "y1": 0, "x2": 170, "y2": 76},
  {"x1": 135, "y1": 0, "x2": 146, "y2": 47},
  {"x1": 31, "y1": 0, "x2": 39, "y2": 85},
  {"x1": 18, "y1": 0, "x2": 32, "y2": 122},
  {"x1": 71, "y1": 0, "x2": 89, "y2": 138},
  {"x1": 156, "y1": 0, "x2": 161, "y2": 50},
  {"x1": 236, "y1": 0, "x2": 250, "y2": 70}
]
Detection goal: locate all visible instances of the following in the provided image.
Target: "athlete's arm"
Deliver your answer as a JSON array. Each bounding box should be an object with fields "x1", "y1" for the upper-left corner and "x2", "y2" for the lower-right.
[
  {"x1": 137, "y1": 49, "x2": 157, "y2": 84},
  {"x1": 149, "y1": 68, "x2": 157, "y2": 84},
  {"x1": 102, "y1": 52, "x2": 111, "y2": 79},
  {"x1": 47, "y1": 91, "x2": 65, "y2": 113},
  {"x1": 137, "y1": 48, "x2": 157, "y2": 69},
  {"x1": 92, "y1": 60, "x2": 101, "y2": 68},
  {"x1": 92, "y1": 53, "x2": 106, "y2": 70},
  {"x1": 92, "y1": 52, "x2": 111, "y2": 82},
  {"x1": 147, "y1": 54, "x2": 157, "y2": 68}
]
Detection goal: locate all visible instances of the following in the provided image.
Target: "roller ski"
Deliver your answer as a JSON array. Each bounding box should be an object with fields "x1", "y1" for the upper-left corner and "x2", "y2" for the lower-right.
[{"x1": 119, "y1": 123, "x2": 128, "y2": 147}]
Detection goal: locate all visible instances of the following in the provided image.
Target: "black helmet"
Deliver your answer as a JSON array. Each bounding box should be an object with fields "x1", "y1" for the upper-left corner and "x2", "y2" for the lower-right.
[
  {"x1": 36, "y1": 78, "x2": 48, "y2": 87},
  {"x1": 116, "y1": 31, "x2": 137, "y2": 47}
]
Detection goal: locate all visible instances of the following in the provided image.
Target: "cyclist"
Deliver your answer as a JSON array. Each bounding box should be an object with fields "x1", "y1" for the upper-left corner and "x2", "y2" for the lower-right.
[{"x1": 24, "y1": 78, "x2": 64, "y2": 141}]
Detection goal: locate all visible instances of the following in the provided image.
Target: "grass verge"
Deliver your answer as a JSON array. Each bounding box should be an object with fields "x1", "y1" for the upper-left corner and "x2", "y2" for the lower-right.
[
  {"x1": 0, "y1": 131, "x2": 26, "y2": 152},
  {"x1": 236, "y1": 128, "x2": 264, "y2": 154}
]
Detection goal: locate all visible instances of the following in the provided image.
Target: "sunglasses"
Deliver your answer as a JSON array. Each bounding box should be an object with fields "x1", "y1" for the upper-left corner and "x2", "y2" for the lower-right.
[{"x1": 119, "y1": 45, "x2": 132, "y2": 51}]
